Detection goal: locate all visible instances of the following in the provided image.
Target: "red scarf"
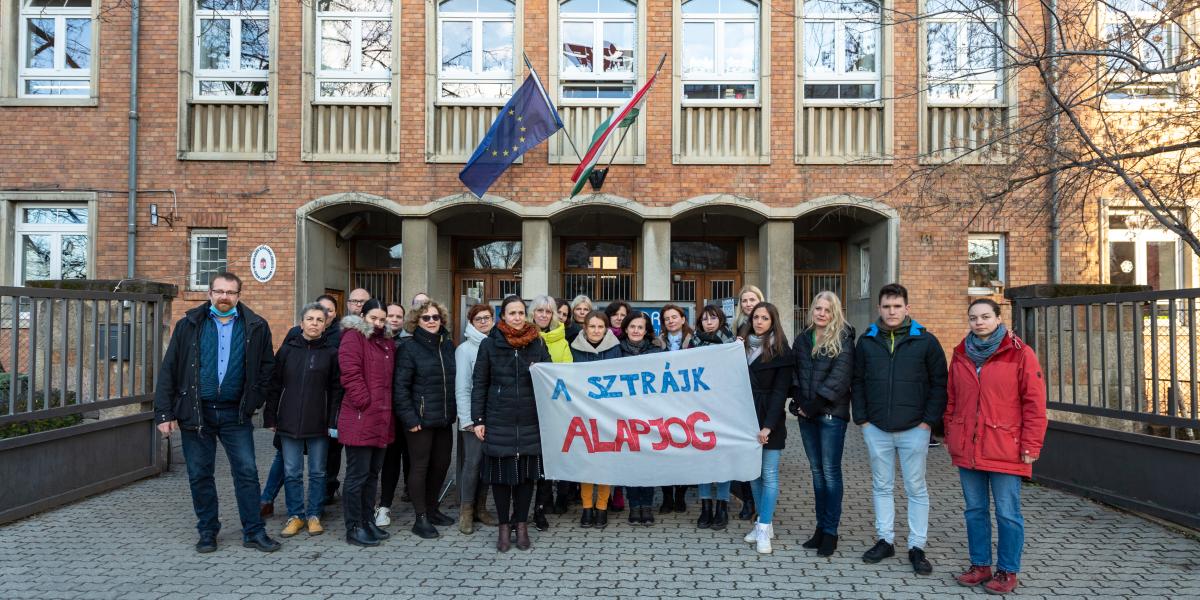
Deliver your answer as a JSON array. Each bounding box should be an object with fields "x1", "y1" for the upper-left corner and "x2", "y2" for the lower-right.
[{"x1": 497, "y1": 320, "x2": 540, "y2": 348}]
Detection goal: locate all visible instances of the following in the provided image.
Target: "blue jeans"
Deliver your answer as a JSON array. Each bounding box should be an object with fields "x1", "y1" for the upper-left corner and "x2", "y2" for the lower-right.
[
  {"x1": 797, "y1": 414, "x2": 847, "y2": 536},
  {"x1": 180, "y1": 405, "x2": 265, "y2": 538},
  {"x1": 861, "y1": 423, "x2": 930, "y2": 549},
  {"x1": 281, "y1": 436, "x2": 328, "y2": 519},
  {"x1": 626, "y1": 486, "x2": 655, "y2": 508},
  {"x1": 698, "y1": 481, "x2": 731, "y2": 501},
  {"x1": 260, "y1": 449, "x2": 284, "y2": 504},
  {"x1": 960, "y1": 467, "x2": 1025, "y2": 573},
  {"x1": 749, "y1": 449, "x2": 781, "y2": 525}
]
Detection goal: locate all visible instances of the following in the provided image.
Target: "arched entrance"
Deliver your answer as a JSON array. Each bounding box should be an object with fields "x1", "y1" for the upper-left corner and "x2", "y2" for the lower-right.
[
  {"x1": 670, "y1": 204, "x2": 767, "y2": 319},
  {"x1": 431, "y1": 203, "x2": 524, "y2": 337},
  {"x1": 549, "y1": 204, "x2": 643, "y2": 302},
  {"x1": 794, "y1": 198, "x2": 898, "y2": 333},
  {"x1": 296, "y1": 196, "x2": 406, "y2": 315}
]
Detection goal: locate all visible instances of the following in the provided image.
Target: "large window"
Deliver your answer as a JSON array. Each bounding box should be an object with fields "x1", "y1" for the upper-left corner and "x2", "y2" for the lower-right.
[
  {"x1": 562, "y1": 238, "x2": 635, "y2": 300},
  {"x1": 17, "y1": 0, "x2": 93, "y2": 97},
  {"x1": 194, "y1": 0, "x2": 270, "y2": 99},
  {"x1": 559, "y1": 0, "x2": 636, "y2": 102},
  {"x1": 1107, "y1": 209, "x2": 1182, "y2": 290},
  {"x1": 316, "y1": 0, "x2": 393, "y2": 101},
  {"x1": 925, "y1": 0, "x2": 1002, "y2": 104},
  {"x1": 803, "y1": 0, "x2": 880, "y2": 102},
  {"x1": 189, "y1": 229, "x2": 228, "y2": 290},
  {"x1": 967, "y1": 233, "x2": 1005, "y2": 294},
  {"x1": 1099, "y1": 0, "x2": 1179, "y2": 100},
  {"x1": 438, "y1": 0, "x2": 515, "y2": 102},
  {"x1": 681, "y1": 0, "x2": 759, "y2": 103},
  {"x1": 14, "y1": 205, "x2": 88, "y2": 285}
]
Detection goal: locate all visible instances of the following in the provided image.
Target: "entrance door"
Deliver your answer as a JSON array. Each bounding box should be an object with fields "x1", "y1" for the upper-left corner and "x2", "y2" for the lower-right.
[
  {"x1": 1108, "y1": 210, "x2": 1182, "y2": 290},
  {"x1": 453, "y1": 239, "x2": 522, "y2": 336},
  {"x1": 670, "y1": 239, "x2": 742, "y2": 317},
  {"x1": 794, "y1": 239, "x2": 846, "y2": 330},
  {"x1": 350, "y1": 237, "x2": 403, "y2": 303}
]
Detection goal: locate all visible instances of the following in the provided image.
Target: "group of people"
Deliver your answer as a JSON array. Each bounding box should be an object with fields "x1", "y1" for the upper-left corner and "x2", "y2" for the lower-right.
[{"x1": 154, "y1": 273, "x2": 1047, "y2": 595}]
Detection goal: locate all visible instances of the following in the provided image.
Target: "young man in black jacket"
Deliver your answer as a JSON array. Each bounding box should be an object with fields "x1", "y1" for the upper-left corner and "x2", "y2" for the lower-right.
[
  {"x1": 851, "y1": 283, "x2": 948, "y2": 576},
  {"x1": 154, "y1": 272, "x2": 280, "y2": 554}
]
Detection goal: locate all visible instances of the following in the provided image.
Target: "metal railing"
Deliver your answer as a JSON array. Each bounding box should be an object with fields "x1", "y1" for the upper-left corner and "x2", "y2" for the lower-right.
[{"x1": 1012, "y1": 288, "x2": 1200, "y2": 437}]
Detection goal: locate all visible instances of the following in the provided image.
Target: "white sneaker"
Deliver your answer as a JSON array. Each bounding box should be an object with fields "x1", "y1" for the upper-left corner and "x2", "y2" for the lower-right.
[
  {"x1": 767, "y1": 523, "x2": 775, "y2": 539},
  {"x1": 755, "y1": 523, "x2": 773, "y2": 554},
  {"x1": 744, "y1": 525, "x2": 758, "y2": 543},
  {"x1": 374, "y1": 506, "x2": 390, "y2": 527}
]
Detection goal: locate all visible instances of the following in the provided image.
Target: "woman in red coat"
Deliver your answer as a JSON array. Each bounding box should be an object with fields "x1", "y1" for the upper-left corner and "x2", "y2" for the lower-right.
[
  {"x1": 944, "y1": 299, "x2": 1047, "y2": 595},
  {"x1": 337, "y1": 298, "x2": 396, "y2": 547}
]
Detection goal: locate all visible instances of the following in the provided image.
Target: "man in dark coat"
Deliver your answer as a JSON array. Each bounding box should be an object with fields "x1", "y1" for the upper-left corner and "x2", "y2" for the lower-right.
[
  {"x1": 852, "y1": 283, "x2": 948, "y2": 576},
  {"x1": 154, "y1": 272, "x2": 280, "y2": 554}
]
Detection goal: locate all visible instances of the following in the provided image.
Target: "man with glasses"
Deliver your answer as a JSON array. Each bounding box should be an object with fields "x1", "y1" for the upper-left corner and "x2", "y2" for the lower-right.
[
  {"x1": 155, "y1": 272, "x2": 281, "y2": 553},
  {"x1": 346, "y1": 288, "x2": 371, "y2": 316}
]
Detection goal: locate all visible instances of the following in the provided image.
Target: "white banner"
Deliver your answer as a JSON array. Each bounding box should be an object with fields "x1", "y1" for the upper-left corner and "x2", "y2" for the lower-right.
[{"x1": 530, "y1": 343, "x2": 762, "y2": 486}]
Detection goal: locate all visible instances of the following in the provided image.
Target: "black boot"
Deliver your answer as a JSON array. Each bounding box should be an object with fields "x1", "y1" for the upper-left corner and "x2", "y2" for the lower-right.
[
  {"x1": 595, "y1": 509, "x2": 608, "y2": 529},
  {"x1": 711, "y1": 501, "x2": 729, "y2": 531},
  {"x1": 802, "y1": 528, "x2": 824, "y2": 549},
  {"x1": 659, "y1": 487, "x2": 674, "y2": 514},
  {"x1": 628, "y1": 505, "x2": 641, "y2": 525},
  {"x1": 533, "y1": 506, "x2": 550, "y2": 531},
  {"x1": 411, "y1": 514, "x2": 439, "y2": 539},
  {"x1": 643, "y1": 506, "x2": 655, "y2": 526},
  {"x1": 697, "y1": 500, "x2": 713, "y2": 529},
  {"x1": 346, "y1": 525, "x2": 379, "y2": 547},
  {"x1": 674, "y1": 486, "x2": 688, "y2": 513},
  {"x1": 428, "y1": 507, "x2": 455, "y2": 527},
  {"x1": 365, "y1": 520, "x2": 390, "y2": 541},
  {"x1": 818, "y1": 533, "x2": 838, "y2": 557},
  {"x1": 579, "y1": 508, "x2": 594, "y2": 528},
  {"x1": 553, "y1": 489, "x2": 570, "y2": 515},
  {"x1": 737, "y1": 493, "x2": 755, "y2": 521}
]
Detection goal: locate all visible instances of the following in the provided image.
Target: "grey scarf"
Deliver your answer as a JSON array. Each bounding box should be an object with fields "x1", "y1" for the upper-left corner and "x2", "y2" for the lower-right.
[
  {"x1": 965, "y1": 323, "x2": 1007, "y2": 369},
  {"x1": 746, "y1": 334, "x2": 764, "y2": 364}
]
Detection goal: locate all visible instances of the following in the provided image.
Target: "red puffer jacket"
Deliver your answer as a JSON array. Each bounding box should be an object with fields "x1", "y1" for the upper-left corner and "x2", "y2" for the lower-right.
[
  {"x1": 945, "y1": 330, "x2": 1047, "y2": 477},
  {"x1": 337, "y1": 316, "x2": 396, "y2": 448}
]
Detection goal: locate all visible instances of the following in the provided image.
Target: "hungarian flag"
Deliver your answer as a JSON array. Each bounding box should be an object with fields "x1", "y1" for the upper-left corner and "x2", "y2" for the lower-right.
[{"x1": 570, "y1": 73, "x2": 658, "y2": 197}]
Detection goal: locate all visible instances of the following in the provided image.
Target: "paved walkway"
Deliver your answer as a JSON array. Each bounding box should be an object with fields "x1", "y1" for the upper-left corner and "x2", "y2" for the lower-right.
[{"x1": 1, "y1": 421, "x2": 1198, "y2": 600}]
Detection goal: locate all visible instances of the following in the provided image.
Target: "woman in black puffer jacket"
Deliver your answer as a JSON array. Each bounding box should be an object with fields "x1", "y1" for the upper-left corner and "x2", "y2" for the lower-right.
[
  {"x1": 790, "y1": 291, "x2": 855, "y2": 558},
  {"x1": 472, "y1": 295, "x2": 552, "y2": 552},
  {"x1": 393, "y1": 299, "x2": 457, "y2": 539}
]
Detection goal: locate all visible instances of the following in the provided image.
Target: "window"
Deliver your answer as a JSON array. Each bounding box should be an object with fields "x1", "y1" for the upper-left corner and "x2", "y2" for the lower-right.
[
  {"x1": 437, "y1": 0, "x2": 515, "y2": 102},
  {"x1": 194, "y1": 0, "x2": 270, "y2": 99},
  {"x1": 562, "y1": 238, "x2": 635, "y2": 300},
  {"x1": 671, "y1": 240, "x2": 739, "y2": 270},
  {"x1": 1107, "y1": 208, "x2": 1182, "y2": 290},
  {"x1": 1099, "y1": 0, "x2": 1179, "y2": 99},
  {"x1": 559, "y1": 0, "x2": 636, "y2": 102},
  {"x1": 13, "y1": 205, "x2": 88, "y2": 284},
  {"x1": 924, "y1": 0, "x2": 1003, "y2": 104},
  {"x1": 967, "y1": 233, "x2": 1004, "y2": 294},
  {"x1": 803, "y1": 0, "x2": 880, "y2": 102},
  {"x1": 681, "y1": 0, "x2": 759, "y2": 103},
  {"x1": 456, "y1": 239, "x2": 522, "y2": 269},
  {"x1": 17, "y1": 0, "x2": 93, "y2": 97},
  {"x1": 316, "y1": 0, "x2": 393, "y2": 101},
  {"x1": 190, "y1": 229, "x2": 228, "y2": 290}
]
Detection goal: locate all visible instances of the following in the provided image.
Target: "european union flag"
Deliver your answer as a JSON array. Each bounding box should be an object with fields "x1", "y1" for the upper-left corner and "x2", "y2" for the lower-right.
[{"x1": 459, "y1": 74, "x2": 564, "y2": 198}]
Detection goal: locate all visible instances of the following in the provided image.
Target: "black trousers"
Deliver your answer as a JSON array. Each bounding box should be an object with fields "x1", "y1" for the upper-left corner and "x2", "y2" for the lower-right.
[
  {"x1": 379, "y1": 420, "x2": 411, "y2": 507},
  {"x1": 492, "y1": 482, "x2": 535, "y2": 524},
  {"x1": 342, "y1": 445, "x2": 385, "y2": 530},
  {"x1": 404, "y1": 426, "x2": 453, "y2": 515},
  {"x1": 325, "y1": 436, "x2": 343, "y2": 496}
]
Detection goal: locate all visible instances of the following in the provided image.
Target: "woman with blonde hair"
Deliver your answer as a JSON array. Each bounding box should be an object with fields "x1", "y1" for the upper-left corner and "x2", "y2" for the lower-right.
[
  {"x1": 790, "y1": 291, "x2": 855, "y2": 557},
  {"x1": 530, "y1": 294, "x2": 573, "y2": 529},
  {"x1": 733, "y1": 285, "x2": 764, "y2": 337}
]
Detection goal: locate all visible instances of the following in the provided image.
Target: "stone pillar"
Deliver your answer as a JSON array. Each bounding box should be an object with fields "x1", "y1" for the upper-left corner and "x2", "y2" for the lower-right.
[
  {"x1": 758, "y1": 220, "x2": 796, "y2": 336},
  {"x1": 641, "y1": 219, "x2": 671, "y2": 302},
  {"x1": 521, "y1": 219, "x2": 551, "y2": 298},
  {"x1": 401, "y1": 218, "x2": 437, "y2": 305}
]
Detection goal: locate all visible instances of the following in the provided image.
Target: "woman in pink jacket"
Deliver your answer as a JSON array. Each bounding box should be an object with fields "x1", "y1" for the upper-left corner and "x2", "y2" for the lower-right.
[
  {"x1": 944, "y1": 298, "x2": 1047, "y2": 595},
  {"x1": 337, "y1": 299, "x2": 396, "y2": 547}
]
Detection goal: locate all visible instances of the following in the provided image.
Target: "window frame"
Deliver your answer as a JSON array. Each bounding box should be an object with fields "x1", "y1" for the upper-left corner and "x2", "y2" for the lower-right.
[
  {"x1": 1097, "y1": 0, "x2": 1181, "y2": 102},
  {"x1": 800, "y1": 0, "x2": 882, "y2": 105},
  {"x1": 16, "y1": 0, "x2": 93, "y2": 98},
  {"x1": 436, "y1": 0, "x2": 517, "y2": 105},
  {"x1": 922, "y1": 0, "x2": 1005, "y2": 107},
  {"x1": 192, "y1": 1, "x2": 271, "y2": 102},
  {"x1": 314, "y1": 1, "x2": 394, "y2": 104},
  {"x1": 680, "y1": 0, "x2": 761, "y2": 106},
  {"x1": 1104, "y1": 206, "x2": 1186, "y2": 289},
  {"x1": 967, "y1": 233, "x2": 1005, "y2": 295},
  {"x1": 1, "y1": 0, "x2": 98, "y2": 104},
  {"x1": 558, "y1": 0, "x2": 638, "y2": 106},
  {"x1": 12, "y1": 203, "x2": 90, "y2": 285},
  {"x1": 189, "y1": 228, "x2": 229, "y2": 291},
  {"x1": 560, "y1": 237, "x2": 638, "y2": 301}
]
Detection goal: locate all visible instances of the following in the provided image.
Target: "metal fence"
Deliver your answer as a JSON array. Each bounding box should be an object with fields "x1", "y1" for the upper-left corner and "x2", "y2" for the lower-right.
[{"x1": 1012, "y1": 287, "x2": 1200, "y2": 438}]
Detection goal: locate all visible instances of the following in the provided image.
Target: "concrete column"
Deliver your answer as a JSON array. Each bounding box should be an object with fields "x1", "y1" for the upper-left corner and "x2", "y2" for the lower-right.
[
  {"x1": 758, "y1": 220, "x2": 796, "y2": 336},
  {"x1": 521, "y1": 219, "x2": 551, "y2": 298},
  {"x1": 401, "y1": 218, "x2": 437, "y2": 305},
  {"x1": 641, "y1": 219, "x2": 671, "y2": 302}
]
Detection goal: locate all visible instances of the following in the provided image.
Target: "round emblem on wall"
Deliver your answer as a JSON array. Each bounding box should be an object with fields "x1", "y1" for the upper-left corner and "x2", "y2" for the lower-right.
[{"x1": 250, "y1": 245, "x2": 276, "y2": 283}]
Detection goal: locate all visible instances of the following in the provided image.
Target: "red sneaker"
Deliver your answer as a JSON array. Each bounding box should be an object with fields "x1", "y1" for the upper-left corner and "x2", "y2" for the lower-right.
[
  {"x1": 955, "y1": 565, "x2": 993, "y2": 587},
  {"x1": 985, "y1": 571, "x2": 1019, "y2": 595}
]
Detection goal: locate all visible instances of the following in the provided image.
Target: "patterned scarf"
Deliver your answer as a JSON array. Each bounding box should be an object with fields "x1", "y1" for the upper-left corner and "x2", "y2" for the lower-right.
[
  {"x1": 965, "y1": 323, "x2": 1007, "y2": 368},
  {"x1": 497, "y1": 320, "x2": 541, "y2": 348}
]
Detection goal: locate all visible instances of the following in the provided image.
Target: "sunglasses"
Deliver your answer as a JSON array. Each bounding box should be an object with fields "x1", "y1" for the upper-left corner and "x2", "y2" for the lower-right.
[{"x1": 419, "y1": 314, "x2": 442, "y2": 323}]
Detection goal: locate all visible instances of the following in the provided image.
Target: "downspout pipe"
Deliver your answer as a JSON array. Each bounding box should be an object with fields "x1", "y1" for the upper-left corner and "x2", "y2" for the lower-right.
[
  {"x1": 127, "y1": 0, "x2": 140, "y2": 279},
  {"x1": 1046, "y1": 0, "x2": 1061, "y2": 284}
]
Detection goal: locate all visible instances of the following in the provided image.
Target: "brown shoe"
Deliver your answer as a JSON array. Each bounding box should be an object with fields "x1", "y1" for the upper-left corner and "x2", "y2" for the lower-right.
[
  {"x1": 475, "y1": 489, "x2": 498, "y2": 526},
  {"x1": 459, "y1": 502, "x2": 476, "y2": 535},
  {"x1": 956, "y1": 565, "x2": 993, "y2": 587},
  {"x1": 497, "y1": 524, "x2": 511, "y2": 552},
  {"x1": 260, "y1": 502, "x2": 274, "y2": 518},
  {"x1": 514, "y1": 522, "x2": 531, "y2": 551},
  {"x1": 281, "y1": 516, "x2": 304, "y2": 538},
  {"x1": 306, "y1": 517, "x2": 324, "y2": 536}
]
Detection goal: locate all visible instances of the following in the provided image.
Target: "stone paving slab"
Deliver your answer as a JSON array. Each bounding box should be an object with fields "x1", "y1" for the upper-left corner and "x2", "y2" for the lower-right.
[{"x1": 2, "y1": 420, "x2": 1198, "y2": 599}]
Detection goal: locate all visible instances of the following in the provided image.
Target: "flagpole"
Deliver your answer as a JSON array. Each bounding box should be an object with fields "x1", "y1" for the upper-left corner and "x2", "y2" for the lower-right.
[
  {"x1": 604, "y1": 52, "x2": 667, "y2": 170},
  {"x1": 523, "y1": 52, "x2": 584, "y2": 162}
]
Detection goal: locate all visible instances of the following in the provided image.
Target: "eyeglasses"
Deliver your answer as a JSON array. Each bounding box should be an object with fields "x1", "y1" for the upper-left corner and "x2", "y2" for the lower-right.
[
  {"x1": 419, "y1": 314, "x2": 442, "y2": 323},
  {"x1": 211, "y1": 289, "x2": 240, "y2": 297},
  {"x1": 473, "y1": 314, "x2": 494, "y2": 323},
  {"x1": 347, "y1": 299, "x2": 367, "y2": 305}
]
